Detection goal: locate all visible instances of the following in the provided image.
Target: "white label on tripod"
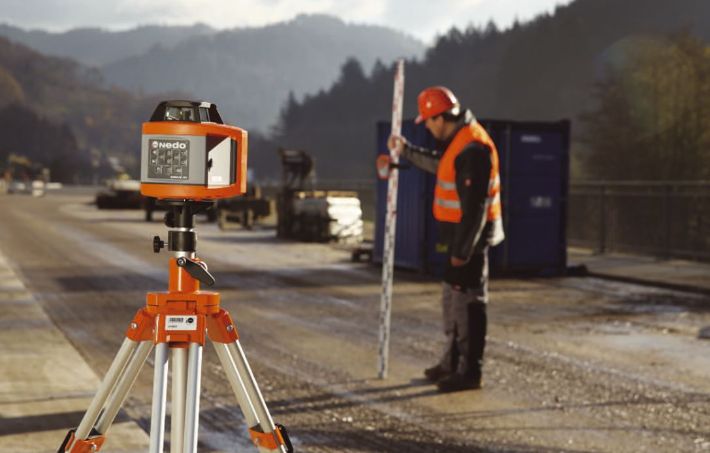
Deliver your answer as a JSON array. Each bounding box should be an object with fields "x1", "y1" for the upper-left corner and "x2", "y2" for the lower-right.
[{"x1": 165, "y1": 315, "x2": 197, "y2": 331}]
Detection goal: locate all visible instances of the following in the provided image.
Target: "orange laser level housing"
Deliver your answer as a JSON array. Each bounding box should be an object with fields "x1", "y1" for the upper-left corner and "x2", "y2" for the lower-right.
[{"x1": 140, "y1": 100, "x2": 248, "y2": 200}]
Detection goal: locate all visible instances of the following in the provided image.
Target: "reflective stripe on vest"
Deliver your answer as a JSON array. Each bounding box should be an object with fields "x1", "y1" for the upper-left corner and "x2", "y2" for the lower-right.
[
  {"x1": 436, "y1": 180, "x2": 457, "y2": 191},
  {"x1": 433, "y1": 121, "x2": 502, "y2": 223},
  {"x1": 435, "y1": 198, "x2": 461, "y2": 209}
]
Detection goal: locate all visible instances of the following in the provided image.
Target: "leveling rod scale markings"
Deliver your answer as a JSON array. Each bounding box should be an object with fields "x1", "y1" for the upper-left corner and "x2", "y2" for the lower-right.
[{"x1": 378, "y1": 60, "x2": 404, "y2": 379}]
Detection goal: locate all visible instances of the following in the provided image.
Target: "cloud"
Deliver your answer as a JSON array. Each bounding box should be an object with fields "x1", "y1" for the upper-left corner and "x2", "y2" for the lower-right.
[{"x1": 0, "y1": 0, "x2": 572, "y2": 42}]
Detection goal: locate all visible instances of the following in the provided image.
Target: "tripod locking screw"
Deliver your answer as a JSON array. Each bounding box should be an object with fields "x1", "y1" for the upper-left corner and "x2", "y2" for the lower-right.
[{"x1": 153, "y1": 236, "x2": 165, "y2": 253}]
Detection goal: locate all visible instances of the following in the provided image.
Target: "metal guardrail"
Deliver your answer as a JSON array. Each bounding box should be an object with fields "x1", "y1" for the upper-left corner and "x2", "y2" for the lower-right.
[
  {"x1": 569, "y1": 181, "x2": 710, "y2": 261},
  {"x1": 262, "y1": 179, "x2": 710, "y2": 261}
]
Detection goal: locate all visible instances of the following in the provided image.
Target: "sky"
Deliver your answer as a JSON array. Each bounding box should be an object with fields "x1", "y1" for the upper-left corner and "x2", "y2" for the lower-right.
[{"x1": 1, "y1": 0, "x2": 574, "y2": 43}]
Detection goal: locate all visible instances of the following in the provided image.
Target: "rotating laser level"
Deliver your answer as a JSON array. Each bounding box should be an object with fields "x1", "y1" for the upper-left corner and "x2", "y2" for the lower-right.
[
  {"x1": 59, "y1": 101, "x2": 293, "y2": 453},
  {"x1": 140, "y1": 100, "x2": 248, "y2": 200}
]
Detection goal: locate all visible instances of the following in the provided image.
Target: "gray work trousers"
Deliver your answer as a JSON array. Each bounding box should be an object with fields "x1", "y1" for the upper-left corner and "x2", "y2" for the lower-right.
[{"x1": 438, "y1": 257, "x2": 488, "y2": 377}]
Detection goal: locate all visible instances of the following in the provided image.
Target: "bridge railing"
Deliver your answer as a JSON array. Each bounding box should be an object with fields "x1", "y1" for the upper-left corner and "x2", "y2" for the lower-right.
[{"x1": 569, "y1": 181, "x2": 710, "y2": 261}]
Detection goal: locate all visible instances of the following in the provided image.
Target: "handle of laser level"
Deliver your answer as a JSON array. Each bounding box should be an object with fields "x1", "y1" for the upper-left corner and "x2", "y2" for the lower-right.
[{"x1": 222, "y1": 128, "x2": 248, "y2": 195}]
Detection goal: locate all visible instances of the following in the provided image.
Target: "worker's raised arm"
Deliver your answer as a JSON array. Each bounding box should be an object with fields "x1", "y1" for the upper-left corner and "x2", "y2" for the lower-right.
[{"x1": 388, "y1": 134, "x2": 440, "y2": 174}]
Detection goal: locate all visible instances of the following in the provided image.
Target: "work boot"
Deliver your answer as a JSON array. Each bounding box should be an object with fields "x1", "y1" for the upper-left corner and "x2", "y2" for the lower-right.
[
  {"x1": 423, "y1": 364, "x2": 449, "y2": 383},
  {"x1": 436, "y1": 372, "x2": 482, "y2": 393}
]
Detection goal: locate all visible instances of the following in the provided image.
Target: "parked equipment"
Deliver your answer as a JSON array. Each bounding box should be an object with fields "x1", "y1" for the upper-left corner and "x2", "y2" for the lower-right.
[
  {"x1": 216, "y1": 182, "x2": 270, "y2": 230},
  {"x1": 276, "y1": 148, "x2": 363, "y2": 242},
  {"x1": 94, "y1": 178, "x2": 218, "y2": 221},
  {"x1": 3, "y1": 155, "x2": 49, "y2": 196},
  {"x1": 95, "y1": 178, "x2": 144, "y2": 209}
]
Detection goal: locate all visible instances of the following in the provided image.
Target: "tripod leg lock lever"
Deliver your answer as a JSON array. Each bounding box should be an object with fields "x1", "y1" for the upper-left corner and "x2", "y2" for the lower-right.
[
  {"x1": 176, "y1": 257, "x2": 216, "y2": 286},
  {"x1": 276, "y1": 424, "x2": 294, "y2": 453}
]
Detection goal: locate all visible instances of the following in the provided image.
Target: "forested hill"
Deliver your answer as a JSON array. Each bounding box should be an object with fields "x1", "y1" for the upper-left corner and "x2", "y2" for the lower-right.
[
  {"x1": 272, "y1": 0, "x2": 710, "y2": 181},
  {"x1": 0, "y1": 37, "x2": 170, "y2": 181}
]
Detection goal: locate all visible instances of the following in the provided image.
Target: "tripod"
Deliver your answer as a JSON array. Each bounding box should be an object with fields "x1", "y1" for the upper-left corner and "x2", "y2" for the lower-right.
[{"x1": 59, "y1": 201, "x2": 292, "y2": 453}]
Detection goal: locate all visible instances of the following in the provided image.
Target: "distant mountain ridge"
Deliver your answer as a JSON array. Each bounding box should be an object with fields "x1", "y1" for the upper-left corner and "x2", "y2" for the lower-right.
[
  {"x1": 100, "y1": 14, "x2": 424, "y2": 130},
  {"x1": 0, "y1": 23, "x2": 215, "y2": 66},
  {"x1": 0, "y1": 15, "x2": 425, "y2": 132}
]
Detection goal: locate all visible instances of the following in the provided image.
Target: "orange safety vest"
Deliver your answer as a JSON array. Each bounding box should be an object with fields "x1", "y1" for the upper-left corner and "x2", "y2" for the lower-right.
[{"x1": 433, "y1": 121, "x2": 503, "y2": 232}]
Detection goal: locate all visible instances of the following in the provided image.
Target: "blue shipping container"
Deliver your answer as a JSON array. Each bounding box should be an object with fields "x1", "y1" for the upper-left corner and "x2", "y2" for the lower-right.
[{"x1": 374, "y1": 118, "x2": 570, "y2": 275}]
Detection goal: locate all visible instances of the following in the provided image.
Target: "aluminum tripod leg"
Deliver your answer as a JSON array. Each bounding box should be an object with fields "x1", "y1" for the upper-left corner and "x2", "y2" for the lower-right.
[
  {"x1": 67, "y1": 338, "x2": 139, "y2": 451},
  {"x1": 170, "y1": 347, "x2": 188, "y2": 453},
  {"x1": 150, "y1": 343, "x2": 169, "y2": 453},
  {"x1": 183, "y1": 343, "x2": 203, "y2": 453},
  {"x1": 213, "y1": 340, "x2": 288, "y2": 453},
  {"x1": 95, "y1": 341, "x2": 154, "y2": 433}
]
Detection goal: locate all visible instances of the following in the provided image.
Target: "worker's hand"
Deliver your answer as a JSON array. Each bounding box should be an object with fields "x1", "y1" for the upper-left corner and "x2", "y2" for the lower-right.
[
  {"x1": 387, "y1": 134, "x2": 407, "y2": 154},
  {"x1": 450, "y1": 256, "x2": 467, "y2": 267}
]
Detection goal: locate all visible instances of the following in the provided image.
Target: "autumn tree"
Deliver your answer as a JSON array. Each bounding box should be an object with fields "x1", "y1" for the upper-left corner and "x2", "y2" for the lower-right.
[{"x1": 581, "y1": 32, "x2": 710, "y2": 180}]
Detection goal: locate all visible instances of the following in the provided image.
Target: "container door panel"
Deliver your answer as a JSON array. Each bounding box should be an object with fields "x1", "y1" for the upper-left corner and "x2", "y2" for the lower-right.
[{"x1": 509, "y1": 130, "x2": 564, "y2": 178}]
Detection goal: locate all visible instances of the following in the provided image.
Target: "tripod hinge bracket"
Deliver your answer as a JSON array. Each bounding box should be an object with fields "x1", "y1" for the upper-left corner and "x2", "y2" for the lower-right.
[
  {"x1": 207, "y1": 309, "x2": 239, "y2": 343},
  {"x1": 249, "y1": 423, "x2": 293, "y2": 452},
  {"x1": 125, "y1": 309, "x2": 155, "y2": 341}
]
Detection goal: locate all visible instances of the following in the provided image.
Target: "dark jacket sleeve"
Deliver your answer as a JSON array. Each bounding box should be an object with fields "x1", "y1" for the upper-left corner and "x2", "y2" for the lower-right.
[
  {"x1": 401, "y1": 143, "x2": 440, "y2": 174},
  {"x1": 450, "y1": 142, "x2": 491, "y2": 260}
]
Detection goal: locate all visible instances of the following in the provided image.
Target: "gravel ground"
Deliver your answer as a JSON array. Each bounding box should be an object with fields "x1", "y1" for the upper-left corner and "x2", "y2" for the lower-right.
[{"x1": 1, "y1": 191, "x2": 709, "y2": 452}]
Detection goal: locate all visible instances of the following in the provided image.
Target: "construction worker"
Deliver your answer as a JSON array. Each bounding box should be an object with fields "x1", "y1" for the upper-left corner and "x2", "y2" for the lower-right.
[{"x1": 388, "y1": 86, "x2": 504, "y2": 392}]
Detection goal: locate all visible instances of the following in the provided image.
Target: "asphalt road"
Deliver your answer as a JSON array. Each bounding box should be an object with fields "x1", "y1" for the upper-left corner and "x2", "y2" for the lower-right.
[{"x1": 1, "y1": 190, "x2": 710, "y2": 452}]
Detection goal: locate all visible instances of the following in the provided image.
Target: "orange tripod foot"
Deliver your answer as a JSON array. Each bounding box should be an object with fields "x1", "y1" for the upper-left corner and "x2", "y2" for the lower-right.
[{"x1": 58, "y1": 428, "x2": 106, "y2": 453}]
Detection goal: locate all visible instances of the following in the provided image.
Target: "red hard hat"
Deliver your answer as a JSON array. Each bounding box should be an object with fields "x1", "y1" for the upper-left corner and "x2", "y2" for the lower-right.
[{"x1": 415, "y1": 86, "x2": 459, "y2": 124}]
